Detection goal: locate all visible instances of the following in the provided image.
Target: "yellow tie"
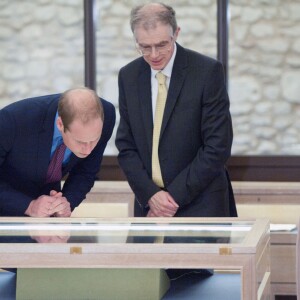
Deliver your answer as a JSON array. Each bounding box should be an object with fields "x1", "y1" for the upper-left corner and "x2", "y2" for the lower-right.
[{"x1": 152, "y1": 71, "x2": 167, "y2": 187}]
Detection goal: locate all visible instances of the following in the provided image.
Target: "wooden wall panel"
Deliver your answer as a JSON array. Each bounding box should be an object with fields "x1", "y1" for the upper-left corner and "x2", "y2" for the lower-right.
[{"x1": 97, "y1": 156, "x2": 300, "y2": 182}]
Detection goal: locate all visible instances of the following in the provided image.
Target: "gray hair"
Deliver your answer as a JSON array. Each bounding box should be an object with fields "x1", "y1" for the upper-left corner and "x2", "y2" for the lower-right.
[{"x1": 130, "y1": 3, "x2": 177, "y2": 36}]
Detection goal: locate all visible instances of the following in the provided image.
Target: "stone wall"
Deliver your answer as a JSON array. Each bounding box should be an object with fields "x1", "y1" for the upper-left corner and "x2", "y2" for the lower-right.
[
  {"x1": 0, "y1": 0, "x2": 299, "y2": 155},
  {"x1": 229, "y1": 0, "x2": 300, "y2": 154}
]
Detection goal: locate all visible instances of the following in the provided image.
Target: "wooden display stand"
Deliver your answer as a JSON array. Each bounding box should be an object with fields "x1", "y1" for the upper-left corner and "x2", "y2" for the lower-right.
[
  {"x1": 269, "y1": 231, "x2": 297, "y2": 299},
  {"x1": 71, "y1": 181, "x2": 134, "y2": 218},
  {"x1": 233, "y1": 181, "x2": 300, "y2": 224},
  {"x1": 233, "y1": 181, "x2": 300, "y2": 299},
  {"x1": 0, "y1": 217, "x2": 270, "y2": 300},
  {"x1": 70, "y1": 180, "x2": 300, "y2": 299}
]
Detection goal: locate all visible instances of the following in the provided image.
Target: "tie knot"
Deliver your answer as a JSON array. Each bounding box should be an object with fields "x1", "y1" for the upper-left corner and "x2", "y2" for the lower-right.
[
  {"x1": 56, "y1": 143, "x2": 67, "y2": 155},
  {"x1": 156, "y1": 72, "x2": 166, "y2": 85},
  {"x1": 59, "y1": 143, "x2": 66, "y2": 151}
]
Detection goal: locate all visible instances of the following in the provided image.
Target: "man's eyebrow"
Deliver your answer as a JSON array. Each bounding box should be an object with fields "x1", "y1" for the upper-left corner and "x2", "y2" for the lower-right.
[
  {"x1": 139, "y1": 40, "x2": 169, "y2": 46},
  {"x1": 74, "y1": 136, "x2": 101, "y2": 143}
]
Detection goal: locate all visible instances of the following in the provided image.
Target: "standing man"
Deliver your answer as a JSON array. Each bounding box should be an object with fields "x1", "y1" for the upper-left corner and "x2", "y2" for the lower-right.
[
  {"x1": 0, "y1": 87, "x2": 115, "y2": 217},
  {"x1": 116, "y1": 3, "x2": 236, "y2": 218}
]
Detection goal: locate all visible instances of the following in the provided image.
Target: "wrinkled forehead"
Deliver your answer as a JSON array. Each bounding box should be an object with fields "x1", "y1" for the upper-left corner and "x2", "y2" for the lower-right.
[{"x1": 134, "y1": 22, "x2": 173, "y2": 43}]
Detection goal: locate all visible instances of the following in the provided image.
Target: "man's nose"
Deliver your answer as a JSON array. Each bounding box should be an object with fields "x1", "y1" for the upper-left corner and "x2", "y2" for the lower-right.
[
  {"x1": 81, "y1": 143, "x2": 92, "y2": 155},
  {"x1": 149, "y1": 46, "x2": 159, "y2": 57}
]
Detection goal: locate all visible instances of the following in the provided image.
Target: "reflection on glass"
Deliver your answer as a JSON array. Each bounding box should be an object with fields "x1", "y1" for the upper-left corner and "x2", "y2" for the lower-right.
[
  {"x1": 0, "y1": 221, "x2": 252, "y2": 244},
  {"x1": 29, "y1": 229, "x2": 70, "y2": 244}
]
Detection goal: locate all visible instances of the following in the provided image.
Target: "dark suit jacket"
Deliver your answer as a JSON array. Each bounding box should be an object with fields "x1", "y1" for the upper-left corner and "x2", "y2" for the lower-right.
[
  {"x1": 116, "y1": 43, "x2": 237, "y2": 217},
  {"x1": 0, "y1": 94, "x2": 115, "y2": 216}
]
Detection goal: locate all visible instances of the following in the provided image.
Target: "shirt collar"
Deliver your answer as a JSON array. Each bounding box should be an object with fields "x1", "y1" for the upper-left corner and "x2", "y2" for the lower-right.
[
  {"x1": 51, "y1": 112, "x2": 71, "y2": 160},
  {"x1": 53, "y1": 112, "x2": 63, "y2": 144}
]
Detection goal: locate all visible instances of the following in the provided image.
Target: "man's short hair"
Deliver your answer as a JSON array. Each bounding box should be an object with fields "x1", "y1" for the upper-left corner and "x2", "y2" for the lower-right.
[
  {"x1": 130, "y1": 3, "x2": 177, "y2": 35},
  {"x1": 58, "y1": 87, "x2": 104, "y2": 131}
]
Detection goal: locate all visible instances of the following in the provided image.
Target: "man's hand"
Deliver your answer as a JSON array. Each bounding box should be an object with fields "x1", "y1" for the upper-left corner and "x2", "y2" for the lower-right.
[
  {"x1": 49, "y1": 196, "x2": 71, "y2": 217},
  {"x1": 147, "y1": 190, "x2": 179, "y2": 217},
  {"x1": 50, "y1": 190, "x2": 72, "y2": 217},
  {"x1": 25, "y1": 195, "x2": 56, "y2": 217},
  {"x1": 25, "y1": 190, "x2": 71, "y2": 217}
]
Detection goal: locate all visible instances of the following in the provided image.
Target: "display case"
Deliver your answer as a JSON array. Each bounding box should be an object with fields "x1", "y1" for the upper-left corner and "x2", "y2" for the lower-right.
[
  {"x1": 270, "y1": 230, "x2": 298, "y2": 298},
  {"x1": 0, "y1": 217, "x2": 270, "y2": 300}
]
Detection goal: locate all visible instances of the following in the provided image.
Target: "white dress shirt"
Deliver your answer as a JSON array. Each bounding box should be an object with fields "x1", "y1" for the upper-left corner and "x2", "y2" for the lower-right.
[{"x1": 150, "y1": 43, "x2": 177, "y2": 122}]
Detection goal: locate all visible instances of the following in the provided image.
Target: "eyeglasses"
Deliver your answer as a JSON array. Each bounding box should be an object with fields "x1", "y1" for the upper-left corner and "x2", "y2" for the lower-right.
[{"x1": 136, "y1": 37, "x2": 174, "y2": 56}]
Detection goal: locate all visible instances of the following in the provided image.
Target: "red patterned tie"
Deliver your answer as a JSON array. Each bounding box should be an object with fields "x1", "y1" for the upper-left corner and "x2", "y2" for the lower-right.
[{"x1": 46, "y1": 143, "x2": 67, "y2": 183}]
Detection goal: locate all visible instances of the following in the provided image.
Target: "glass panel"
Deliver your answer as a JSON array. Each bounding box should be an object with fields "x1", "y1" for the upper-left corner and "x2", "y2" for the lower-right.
[
  {"x1": 229, "y1": 0, "x2": 300, "y2": 155},
  {"x1": 0, "y1": 220, "x2": 252, "y2": 244}
]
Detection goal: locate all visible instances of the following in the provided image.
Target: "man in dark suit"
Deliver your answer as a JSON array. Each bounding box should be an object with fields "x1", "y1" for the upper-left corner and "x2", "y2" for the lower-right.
[
  {"x1": 0, "y1": 87, "x2": 115, "y2": 217},
  {"x1": 116, "y1": 3, "x2": 236, "y2": 218}
]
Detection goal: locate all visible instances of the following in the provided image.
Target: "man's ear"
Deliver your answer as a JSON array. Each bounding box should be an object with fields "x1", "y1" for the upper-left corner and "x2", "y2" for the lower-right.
[
  {"x1": 56, "y1": 116, "x2": 64, "y2": 133},
  {"x1": 174, "y1": 27, "x2": 180, "y2": 41}
]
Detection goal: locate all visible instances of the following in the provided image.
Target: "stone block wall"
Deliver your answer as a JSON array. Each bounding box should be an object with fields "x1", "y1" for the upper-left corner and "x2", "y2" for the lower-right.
[{"x1": 0, "y1": 0, "x2": 299, "y2": 155}]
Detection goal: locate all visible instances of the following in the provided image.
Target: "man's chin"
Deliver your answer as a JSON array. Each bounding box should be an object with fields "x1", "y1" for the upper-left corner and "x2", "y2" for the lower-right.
[
  {"x1": 75, "y1": 153, "x2": 89, "y2": 158},
  {"x1": 150, "y1": 62, "x2": 165, "y2": 70}
]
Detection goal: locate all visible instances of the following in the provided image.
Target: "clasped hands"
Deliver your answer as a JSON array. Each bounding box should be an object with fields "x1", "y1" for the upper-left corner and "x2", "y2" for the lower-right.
[
  {"x1": 25, "y1": 190, "x2": 71, "y2": 217},
  {"x1": 147, "y1": 190, "x2": 179, "y2": 217}
]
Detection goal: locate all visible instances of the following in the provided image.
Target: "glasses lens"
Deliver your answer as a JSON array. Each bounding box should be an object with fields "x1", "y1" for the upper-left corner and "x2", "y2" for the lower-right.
[{"x1": 137, "y1": 37, "x2": 173, "y2": 56}]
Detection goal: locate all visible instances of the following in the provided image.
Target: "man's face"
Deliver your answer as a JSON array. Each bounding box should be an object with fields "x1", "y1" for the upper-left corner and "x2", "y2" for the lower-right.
[
  {"x1": 135, "y1": 23, "x2": 179, "y2": 70},
  {"x1": 57, "y1": 117, "x2": 103, "y2": 158}
]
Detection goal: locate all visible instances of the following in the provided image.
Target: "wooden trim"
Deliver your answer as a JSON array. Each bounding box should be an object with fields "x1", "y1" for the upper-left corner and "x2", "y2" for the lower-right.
[
  {"x1": 97, "y1": 156, "x2": 126, "y2": 181},
  {"x1": 97, "y1": 156, "x2": 300, "y2": 182},
  {"x1": 227, "y1": 156, "x2": 300, "y2": 182}
]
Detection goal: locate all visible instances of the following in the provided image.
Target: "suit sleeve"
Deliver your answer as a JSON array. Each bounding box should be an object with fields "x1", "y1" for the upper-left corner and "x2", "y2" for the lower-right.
[
  {"x1": 167, "y1": 61, "x2": 233, "y2": 207},
  {"x1": 62, "y1": 101, "x2": 116, "y2": 210},
  {"x1": 0, "y1": 109, "x2": 34, "y2": 216}
]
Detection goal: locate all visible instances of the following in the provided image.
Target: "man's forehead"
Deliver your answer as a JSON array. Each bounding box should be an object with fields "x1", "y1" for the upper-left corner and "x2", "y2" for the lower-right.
[
  {"x1": 135, "y1": 24, "x2": 172, "y2": 41},
  {"x1": 68, "y1": 128, "x2": 102, "y2": 143}
]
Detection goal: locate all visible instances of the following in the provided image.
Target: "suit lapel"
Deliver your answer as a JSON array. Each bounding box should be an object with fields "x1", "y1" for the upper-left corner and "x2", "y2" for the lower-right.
[
  {"x1": 161, "y1": 44, "x2": 188, "y2": 137},
  {"x1": 138, "y1": 62, "x2": 153, "y2": 152},
  {"x1": 36, "y1": 98, "x2": 59, "y2": 182},
  {"x1": 137, "y1": 45, "x2": 188, "y2": 150},
  {"x1": 37, "y1": 131, "x2": 52, "y2": 182}
]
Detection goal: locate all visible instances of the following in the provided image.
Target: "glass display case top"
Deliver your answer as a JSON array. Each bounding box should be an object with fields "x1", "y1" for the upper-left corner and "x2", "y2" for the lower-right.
[{"x1": 0, "y1": 219, "x2": 253, "y2": 245}]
